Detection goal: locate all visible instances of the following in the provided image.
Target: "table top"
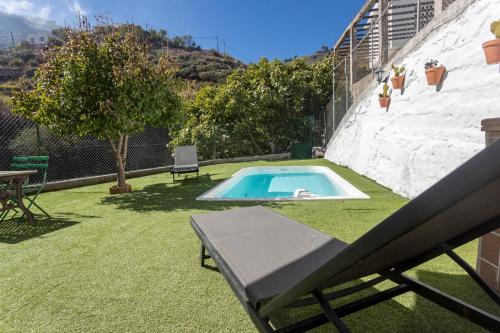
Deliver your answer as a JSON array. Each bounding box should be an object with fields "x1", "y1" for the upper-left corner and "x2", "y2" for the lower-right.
[{"x1": 0, "y1": 170, "x2": 38, "y2": 179}]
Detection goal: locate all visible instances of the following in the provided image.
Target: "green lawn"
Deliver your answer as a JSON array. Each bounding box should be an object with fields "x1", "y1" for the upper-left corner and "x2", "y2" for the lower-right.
[{"x1": 0, "y1": 159, "x2": 497, "y2": 332}]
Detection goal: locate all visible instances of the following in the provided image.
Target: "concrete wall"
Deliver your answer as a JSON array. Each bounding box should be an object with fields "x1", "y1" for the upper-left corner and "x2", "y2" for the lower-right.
[{"x1": 326, "y1": 0, "x2": 500, "y2": 198}]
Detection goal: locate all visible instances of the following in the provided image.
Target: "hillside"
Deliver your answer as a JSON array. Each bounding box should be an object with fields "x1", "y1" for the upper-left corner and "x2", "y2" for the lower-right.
[
  {"x1": 0, "y1": 12, "x2": 245, "y2": 86},
  {"x1": 305, "y1": 45, "x2": 332, "y2": 63},
  {"x1": 0, "y1": 48, "x2": 43, "y2": 83},
  {"x1": 168, "y1": 48, "x2": 244, "y2": 83},
  {"x1": 0, "y1": 12, "x2": 57, "y2": 48},
  {"x1": 0, "y1": 12, "x2": 329, "y2": 91},
  {"x1": 0, "y1": 46, "x2": 245, "y2": 85}
]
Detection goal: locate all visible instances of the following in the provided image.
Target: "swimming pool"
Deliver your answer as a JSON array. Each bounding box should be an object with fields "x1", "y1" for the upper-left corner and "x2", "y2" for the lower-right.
[{"x1": 197, "y1": 166, "x2": 369, "y2": 201}]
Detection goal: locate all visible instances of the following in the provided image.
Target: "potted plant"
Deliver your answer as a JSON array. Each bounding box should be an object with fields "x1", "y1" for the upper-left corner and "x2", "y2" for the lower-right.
[
  {"x1": 109, "y1": 184, "x2": 133, "y2": 195},
  {"x1": 378, "y1": 83, "x2": 390, "y2": 108},
  {"x1": 391, "y1": 64, "x2": 406, "y2": 89},
  {"x1": 425, "y1": 59, "x2": 446, "y2": 86},
  {"x1": 483, "y1": 20, "x2": 500, "y2": 64}
]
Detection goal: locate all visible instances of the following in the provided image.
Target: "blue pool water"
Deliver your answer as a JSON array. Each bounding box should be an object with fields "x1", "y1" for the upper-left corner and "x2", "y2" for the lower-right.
[
  {"x1": 197, "y1": 166, "x2": 369, "y2": 201},
  {"x1": 221, "y1": 172, "x2": 345, "y2": 199}
]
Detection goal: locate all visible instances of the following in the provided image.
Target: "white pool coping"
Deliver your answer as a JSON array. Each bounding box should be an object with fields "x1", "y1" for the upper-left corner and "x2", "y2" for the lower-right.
[{"x1": 196, "y1": 166, "x2": 370, "y2": 201}]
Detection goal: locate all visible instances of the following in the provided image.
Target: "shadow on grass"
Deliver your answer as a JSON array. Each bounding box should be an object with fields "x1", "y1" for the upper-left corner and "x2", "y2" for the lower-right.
[
  {"x1": 100, "y1": 173, "x2": 280, "y2": 213},
  {"x1": 342, "y1": 208, "x2": 384, "y2": 211},
  {"x1": 268, "y1": 279, "x2": 415, "y2": 332},
  {"x1": 0, "y1": 215, "x2": 80, "y2": 244},
  {"x1": 413, "y1": 270, "x2": 500, "y2": 328},
  {"x1": 264, "y1": 270, "x2": 499, "y2": 332},
  {"x1": 55, "y1": 212, "x2": 101, "y2": 219}
]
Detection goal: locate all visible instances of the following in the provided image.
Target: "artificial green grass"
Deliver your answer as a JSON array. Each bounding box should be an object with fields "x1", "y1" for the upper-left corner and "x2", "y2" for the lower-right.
[{"x1": 0, "y1": 159, "x2": 497, "y2": 332}]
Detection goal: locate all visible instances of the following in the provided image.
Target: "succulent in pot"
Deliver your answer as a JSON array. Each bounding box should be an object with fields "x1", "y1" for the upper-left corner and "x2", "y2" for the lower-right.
[
  {"x1": 424, "y1": 59, "x2": 446, "y2": 86},
  {"x1": 378, "y1": 83, "x2": 390, "y2": 108},
  {"x1": 483, "y1": 20, "x2": 500, "y2": 64},
  {"x1": 390, "y1": 64, "x2": 406, "y2": 89}
]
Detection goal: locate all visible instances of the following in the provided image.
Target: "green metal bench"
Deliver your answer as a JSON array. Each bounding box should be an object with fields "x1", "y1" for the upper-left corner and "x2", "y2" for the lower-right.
[{"x1": 0, "y1": 156, "x2": 50, "y2": 222}]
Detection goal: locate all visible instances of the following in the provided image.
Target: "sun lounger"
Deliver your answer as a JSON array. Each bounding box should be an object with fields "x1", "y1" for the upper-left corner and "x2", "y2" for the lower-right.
[
  {"x1": 171, "y1": 145, "x2": 199, "y2": 183},
  {"x1": 190, "y1": 140, "x2": 500, "y2": 332}
]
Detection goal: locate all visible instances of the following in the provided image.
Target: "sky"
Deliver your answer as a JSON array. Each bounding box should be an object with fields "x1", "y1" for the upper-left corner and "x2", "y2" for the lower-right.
[{"x1": 0, "y1": 0, "x2": 366, "y2": 63}]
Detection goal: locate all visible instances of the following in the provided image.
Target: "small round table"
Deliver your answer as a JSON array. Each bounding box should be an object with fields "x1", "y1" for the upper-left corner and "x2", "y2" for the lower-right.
[{"x1": 0, "y1": 170, "x2": 38, "y2": 224}]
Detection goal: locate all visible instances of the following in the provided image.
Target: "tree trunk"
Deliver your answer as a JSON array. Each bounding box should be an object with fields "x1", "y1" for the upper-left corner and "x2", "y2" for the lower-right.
[
  {"x1": 269, "y1": 140, "x2": 277, "y2": 154},
  {"x1": 246, "y1": 126, "x2": 264, "y2": 155},
  {"x1": 108, "y1": 133, "x2": 129, "y2": 188},
  {"x1": 116, "y1": 154, "x2": 127, "y2": 188}
]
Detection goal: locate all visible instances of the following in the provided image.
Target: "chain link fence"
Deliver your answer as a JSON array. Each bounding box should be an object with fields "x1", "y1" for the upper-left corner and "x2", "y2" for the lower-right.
[
  {"x1": 2, "y1": 109, "x2": 313, "y2": 182},
  {"x1": 418, "y1": 1, "x2": 436, "y2": 30},
  {"x1": 196, "y1": 114, "x2": 318, "y2": 161},
  {"x1": 0, "y1": 111, "x2": 173, "y2": 182},
  {"x1": 332, "y1": 57, "x2": 351, "y2": 134}
]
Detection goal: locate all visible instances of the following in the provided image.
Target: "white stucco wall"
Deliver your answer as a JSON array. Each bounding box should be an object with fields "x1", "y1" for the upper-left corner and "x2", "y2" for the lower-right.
[{"x1": 325, "y1": 0, "x2": 500, "y2": 198}]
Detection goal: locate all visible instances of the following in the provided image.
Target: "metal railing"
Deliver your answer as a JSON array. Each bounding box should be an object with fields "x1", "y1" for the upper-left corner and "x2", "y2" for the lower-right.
[{"x1": 326, "y1": 0, "x2": 461, "y2": 143}]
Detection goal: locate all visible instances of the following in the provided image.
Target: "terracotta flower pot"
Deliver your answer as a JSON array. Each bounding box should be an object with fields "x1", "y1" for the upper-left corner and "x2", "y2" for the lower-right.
[
  {"x1": 379, "y1": 96, "x2": 390, "y2": 108},
  {"x1": 425, "y1": 66, "x2": 446, "y2": 86},
  {"x1": 483, "y1": 39, "x2": 500, "y2": 64},
  {"x1": 391, "y1": 75, "x2": 405, "y2": 90},
  {"x1": 109, "y1": 184, "x2": 132, "y2": 195}
]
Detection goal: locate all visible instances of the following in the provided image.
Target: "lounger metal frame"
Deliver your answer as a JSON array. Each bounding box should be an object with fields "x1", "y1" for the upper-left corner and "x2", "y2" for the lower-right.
[
  {"x1": 195, "y1": 215, "x2": 500, "y2": 333},
  {"x1": 171, "y1": 168, "x2": 199, "y2": 183}
]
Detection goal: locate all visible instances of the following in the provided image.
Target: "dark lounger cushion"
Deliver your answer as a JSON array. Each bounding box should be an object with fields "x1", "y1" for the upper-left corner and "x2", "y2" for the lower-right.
[{"x1": 190, "y1": 206, "x2": 348, "y2": 306}]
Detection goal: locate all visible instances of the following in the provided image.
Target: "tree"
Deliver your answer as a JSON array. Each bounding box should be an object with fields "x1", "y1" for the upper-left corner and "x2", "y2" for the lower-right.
[
  {"x1": 13, "y1": 27, "x2": 182, "y2": 192},
  {"x1": 170, "y1": 56, "x2": 333, "y2": 158},
  {"x1": 170, "y1": 35, "x2": 198, "y2": 49}
]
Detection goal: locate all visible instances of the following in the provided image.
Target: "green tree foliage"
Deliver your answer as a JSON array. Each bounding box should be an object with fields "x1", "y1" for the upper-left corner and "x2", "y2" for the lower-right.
[
  {"x1": 48, "y1": 28, "x2": 67, "y2": 47},
  {"x1": 171, "y1": 56, "x2": 333, "y2": 160},
  {"x1": 12, "y1": 27, "x2": 182, "y2": 189},
  {"x1": 170, "y1": 35, "x2": 199, "y2": 50}
]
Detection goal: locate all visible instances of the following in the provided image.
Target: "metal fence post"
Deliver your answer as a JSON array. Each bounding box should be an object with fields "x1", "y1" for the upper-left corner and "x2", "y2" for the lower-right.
[
  {"x1": 344, "y1": 60, "x2": 349, "y2": 113},
  {"x1": 331, "y1": 58, "x2": 336, "y2": 141},
  {"x1": 434, "y1": 0, "x2": 443, "y2": 17},
  {"x1": 416, "y1": 0, "x2": 421, "y2": 33},
  {"x1": 378, "y1": 0, "x2": 389, "y2": 67},
  {"x1": 349, "y1": 26, "x2": 357, "y2": 98},
  {"x1": 370, "y1": 22, "x2": 374, "y2": 78},
  {"x1": 36, "y1": 124, "x2": 42, "y2": 155}
]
